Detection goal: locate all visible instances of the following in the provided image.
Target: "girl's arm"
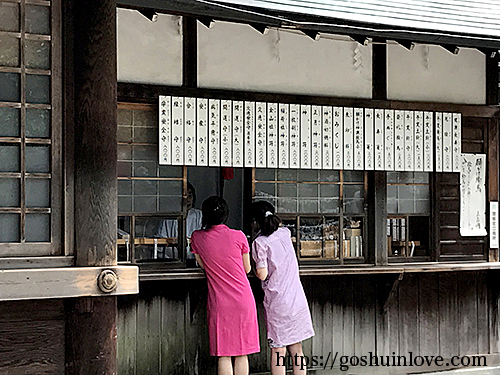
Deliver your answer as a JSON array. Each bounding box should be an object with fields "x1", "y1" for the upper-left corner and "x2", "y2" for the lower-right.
[
  {"x1": 194, "y1": 254, "x2": 205, "y2": 270},
  {"x1": 255, "y1": 267, "x2": 268, "y2": 281},
  {"x1": 242, "y1": 252, "x2": 252, "y2": 274}
]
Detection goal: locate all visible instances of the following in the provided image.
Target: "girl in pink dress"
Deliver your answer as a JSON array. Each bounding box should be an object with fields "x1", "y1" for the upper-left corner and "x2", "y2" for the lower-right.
[
  {"x1": 191, "y1": 196, "x2": 260, "y2": 375},
  {"x1": 251, "y1": 201, "x2": 314, "y2": 375}
]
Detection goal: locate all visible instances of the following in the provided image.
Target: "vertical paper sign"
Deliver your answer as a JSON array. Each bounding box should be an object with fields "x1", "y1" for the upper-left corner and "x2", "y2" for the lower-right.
[
  {"x1": 184, "y1": 97, "x2": 196, "y2": 166},
  {"x1": 196, "y1": 98, "x2": 208, "y2": 166},
  {"x1": 435, "y1": 112, "x2": 443, "y2": 172},
  {"x1": 159, "y1": 96, "x2": 171, "y2": 165},
  {"x1": 221, "y1": 100, "x2": 232, "y2": 167},
  {"x1": 322, "y1": 106, "x2": 333, "y2": 169},
  {"x1": 364, "y1": 108, "x2": 374, "y2": 170},
  {"x1": 278, "y1": 103, "x2": 289, "y2": 168},
  {"x1": 374, "y1": 109, "x2": 384, "y2": 170},
  {"x1": 255, "y1": 102, "x2": 267, "y2": 168},
  {"x1": 232, "y1": 101, "x2": 244, "y2": 167},
  {"x1": 404, "y1": 110, "x2": 414, "y2": 172},
  {"x1": 384, "y1": 110, "x2": 394, "y2": 171},
  {"x1": 414, "y1": 111, "x2": 424, "y2": 172},
  {"x1": 300, "y1": 105, "x2": 311, "y2": 169},
  {"x1": 443, "y1": 113, "x2": 453, "y2": 172},
  {"x1": 452, "y1": 113, "x2": 462, "y2": 173},
  {"x1": 354, "y1": 108, "x2": 364, "y2": 170},
  {"x1": 171, "y1": 96, "x2": 184, "y2": 165},
  {"x1": 209, "y1": 99, "x2": 220, "y2": 167},
  {"x1": 491, "y1": 202, "x2": 499, "y2": 249},
  {"x1": 394, "y1": 110, "x2": 404, "y2": 171},
  {"x1": 289, "y1": 104, "x2": 300, "y2": 168},
  {"x1": 267, "y1": 103, "x2": 278, "y2": 168},
  {"x1": 311, "y1": 105, "x2": 322, "y2": 169},
  {"x1": 244, "y1": 101, "x2": 255, "y2": 167},
  {"x1": 343, "y1": 107, "x2": 354, "y2": 170},
  {"x1": 333, "y1": 107, "x2": 343, "y2": 170},
  {"x1": 460, "y1": 153, "x2": 487, "y2": 236},
  {"x1": 424, "y1": 111, "x2": 433, "y2": 172}
]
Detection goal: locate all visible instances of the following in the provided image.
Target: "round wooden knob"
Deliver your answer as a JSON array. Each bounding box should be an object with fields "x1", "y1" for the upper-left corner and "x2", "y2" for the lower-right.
[{"x1": 97, "y1": 270, "x2": 118, "y2": 293}]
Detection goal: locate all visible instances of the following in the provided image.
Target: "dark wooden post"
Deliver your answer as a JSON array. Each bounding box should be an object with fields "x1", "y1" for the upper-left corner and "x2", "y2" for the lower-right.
[{"x1": 65, "y1": 0, "x2": 118, "y2": 374}]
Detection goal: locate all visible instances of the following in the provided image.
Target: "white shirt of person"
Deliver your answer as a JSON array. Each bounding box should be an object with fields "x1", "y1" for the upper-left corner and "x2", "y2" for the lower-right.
[{"x1": 156, "y1": 208, "x2": 203, "y2": 259}]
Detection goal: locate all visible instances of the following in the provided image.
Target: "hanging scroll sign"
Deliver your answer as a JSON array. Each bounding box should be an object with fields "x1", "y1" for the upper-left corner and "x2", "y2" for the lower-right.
[{"x1": 460, "y1": 153, "x2": 487, "y2": 237}]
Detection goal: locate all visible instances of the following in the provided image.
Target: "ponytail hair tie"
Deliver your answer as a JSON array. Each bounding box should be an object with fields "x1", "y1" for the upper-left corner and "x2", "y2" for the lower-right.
[{"x1": 264, "y1": 211, "x2": 273, "y2": 217}]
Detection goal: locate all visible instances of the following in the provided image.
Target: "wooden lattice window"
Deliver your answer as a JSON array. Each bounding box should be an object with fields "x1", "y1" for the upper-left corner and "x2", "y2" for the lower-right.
[{"x1": 0, "y1": 0, "x2": 62, "y2": 256}]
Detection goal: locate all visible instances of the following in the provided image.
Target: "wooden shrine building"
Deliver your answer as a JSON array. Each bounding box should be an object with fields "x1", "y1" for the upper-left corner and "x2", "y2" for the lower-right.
[{"x1": 1, "y1": 0, "x2": 500, "y2": 374}]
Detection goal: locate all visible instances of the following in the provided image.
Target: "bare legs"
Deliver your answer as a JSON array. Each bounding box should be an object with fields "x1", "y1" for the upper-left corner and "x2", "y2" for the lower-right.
[
  {"x1": 271, "y1": 342, "x2": 307, "y2": 375},
  {"x1": 218, "y1": 355, "x2": 249, "y2": 375}
]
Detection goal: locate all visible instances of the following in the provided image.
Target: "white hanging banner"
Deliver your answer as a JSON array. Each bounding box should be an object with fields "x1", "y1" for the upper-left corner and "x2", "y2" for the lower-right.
[
  {"x1": 289, "y1": 104, "x2": 300, "y2": 168},
  {"x1": 171, "y1": 96, "x2": 184, "y2": 165},
  {"x1": 232, "y1": 101, "x2": 244, "y2": 167},
  {"x1": 443, "y1": 113, "x2": 453, "y2": 172},
  {"x1": 490, "y1": 202, "x2": 499, "y2": 249},
  {"x1": 435, "y1": 112, "x2": 443, "y2": 172},
  {"x1": 300, "y1": 105, "x2": 311, "y2": 169},
  {"x1": 221, "y1": 100, "x2": 232, "y2": 167},
  {"x1": 159, "y1": 96, "x2": 171, "y2": 165},
  {"x1": 404, "y1": 110, "x2": 414, "y2": 172},
  {"x1": 452, "y1": 113, "x2": 462, "y2": 173},
  {"x1": 364, "y1": 108, "x2": 374, "y2": 170},
  {"x1": 343, "y1": 107, "x2": 354, "y2": 170},
  {"x1": 354, "y1": 108, "x2": 364, "y2": 170},
  {"x1": 394, "y1": 110, "x2": 404, "y2": 171},
  {"x1": 311, "y1": 105, "x2": 322, "y2": 169},
  {"x1": 460, "y1": 153, "x2": 487, "y2": 237},
  {"x1": 196, "y1": 98, "x2": 208, "y2": 166},
  {"x1": 414, "y1": 111, "x2": 424, "y2": 172},
  {"x1": 184, "y1": 97, "x2": 196, "y2": 166},
  {"x1": 374, "y1": 109, "x2": 384, "y2": 171},
  {"x1": 244, "y1": 101, "x2": 255, "y2": 167},
  {"x1": 209, "y1": 99, "x2": 220, "y2": 167},
  {"x1": 333, "y1": 107, "x2": 343, "y2": 170},
  {"x1": 322, "y1": 106, "x2": 333, "y2": 170},
  {"x1": 424, "y1": 111, "x2": 433, "y2": 172},
  {"x1": 278, "y1": 103, "x2": 289, "y2": 168},
  {"x1": 255, "y1": 102, "x2": 267, "y2": 168},
  {"x1": 384, "y1": 110, "x2": 394, "y2": 171},
  {"x1": 267, "y1": 102, "x2": 278, "y2": 168}
]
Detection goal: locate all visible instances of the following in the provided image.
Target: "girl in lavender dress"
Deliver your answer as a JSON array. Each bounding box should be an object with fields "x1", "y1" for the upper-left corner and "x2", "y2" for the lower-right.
[{"x1": 251, "y1": 201, "x2": 314, "y2": 375}]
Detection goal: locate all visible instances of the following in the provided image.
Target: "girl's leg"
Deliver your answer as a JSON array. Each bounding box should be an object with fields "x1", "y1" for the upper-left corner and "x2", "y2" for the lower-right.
[
  {"x1": 271, "y1": 347, "x2": 287, "y2": 375},
  {"x1": 287, "y1": 342, "x2": 307, "y2": 375},
  {"x1": 233, "y1": 355, "x2": 249, "y2": 375},
  {"x1": 218, "y1": 356, "x2": 233, "y2": 375}
]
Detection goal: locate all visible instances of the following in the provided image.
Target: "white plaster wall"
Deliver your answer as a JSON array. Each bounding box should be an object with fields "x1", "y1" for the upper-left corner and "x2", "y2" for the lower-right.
[
  {"x1": 198, "y1": 22, "x2": 372, "y2": 98},
  {"x1": 117, "y1": 8, "x2": 182, "y2": 85},
  {"x1": 387, "y1": 44, "x2": 485, "y2": 104}
]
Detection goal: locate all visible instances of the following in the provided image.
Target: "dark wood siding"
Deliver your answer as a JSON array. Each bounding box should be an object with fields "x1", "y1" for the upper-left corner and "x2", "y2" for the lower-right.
[
  {"x1": 118, "y1": 272, "x2": 497, "y2": 374},
  {"x1": 437, "y1": 117, "x2": 488, "y2": 260}
]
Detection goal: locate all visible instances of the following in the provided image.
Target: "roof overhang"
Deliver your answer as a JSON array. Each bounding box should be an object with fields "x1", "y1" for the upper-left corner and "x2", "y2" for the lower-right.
[{"x1": 117, "y1": 0, "x2": 500, "y2": 50}]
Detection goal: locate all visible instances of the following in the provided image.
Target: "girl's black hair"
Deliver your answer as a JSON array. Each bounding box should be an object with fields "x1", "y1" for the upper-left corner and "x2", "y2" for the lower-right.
[
  {"x1": 201, "y1": 196, "x2": 229, "y2": 230},
  {"x1": 252, "y1": 201, "x2": 281, "y2": 236}
]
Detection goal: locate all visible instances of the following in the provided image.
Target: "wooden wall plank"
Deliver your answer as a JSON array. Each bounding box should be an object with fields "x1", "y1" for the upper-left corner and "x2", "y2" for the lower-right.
[
  {"x1": 354, "y1": 277, "x2": 376, "y2": 356},
  {"x1": 117, "y1": 296, "x2": 138, "y2": 375},
  {"x1": 439, "y1": 272, "x2": 459, "y2": 358},
  {"x1": 398, "y1": 274, "x2": 419, "y2": 355},
  {"x1": 342, "y1": 276, "x2": 355, "y2": 357},
  {"x1": 477, "y1": 271, "x2": 490, "y2": 354},
  {"x1": 135, "y1": 295, "x2": 161, "y2": 374},
  {"x1": 418, "y1": 273, "x2": 439, "y2": 356},
  {"x1": 161, "y1": 291, "x2": 186, "y2": 373},
  {"x1": 458, "y1": 272, "x2": 479, "y2": 355}
]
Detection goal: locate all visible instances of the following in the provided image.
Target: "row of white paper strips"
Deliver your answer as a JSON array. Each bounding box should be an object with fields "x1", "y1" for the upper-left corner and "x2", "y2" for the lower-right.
[{"x1": 159, "y1": 96, "x2": 462, "y2": 172}]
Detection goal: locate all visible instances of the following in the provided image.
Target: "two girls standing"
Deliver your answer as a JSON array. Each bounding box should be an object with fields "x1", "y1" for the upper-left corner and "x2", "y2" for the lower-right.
[{"x1": 191, "y1": 197, "x2": 313, "y2": 375}]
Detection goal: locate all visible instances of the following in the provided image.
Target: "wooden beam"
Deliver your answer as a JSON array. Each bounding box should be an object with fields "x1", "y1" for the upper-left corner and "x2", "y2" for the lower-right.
[
  {"x1": 486, "y1": 53, "x2": 499, "y2": 106},
  {"x1": 370, "y1": 171, "x2": 387, "y2": 266},
  {"x1": 0, "y1": 266, "x2": 138, "y2": 301},
  {"x1": 489, "y1": 117, "x2": 499, "y2": 262},
  {"x1": 182, "y1": 16, "x2": 197, "y2": 88},
  {"x1": 372, "y1": 37, "x2": 387, "y2": 100},
  {"x1": 117, "y1": 82, "x2": 500, "y2": 118}
]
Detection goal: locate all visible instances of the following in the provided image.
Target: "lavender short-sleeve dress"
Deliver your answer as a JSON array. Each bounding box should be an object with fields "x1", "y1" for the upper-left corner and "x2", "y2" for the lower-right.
[{"x1": 252, "y1": 227, "x2": 314, "y2": 348}]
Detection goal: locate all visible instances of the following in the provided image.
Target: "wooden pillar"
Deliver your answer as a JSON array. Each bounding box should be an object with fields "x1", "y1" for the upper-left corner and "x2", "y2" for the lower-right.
[
  {"x1": 372, "y1": 37, "x2": 387, "y2": 101},
  {"x1": 183, "y1": 16, "x2": 197, "y2": 88},
  {"x1": 66, "y1": 0, "x2": 117, "y2": 374}
]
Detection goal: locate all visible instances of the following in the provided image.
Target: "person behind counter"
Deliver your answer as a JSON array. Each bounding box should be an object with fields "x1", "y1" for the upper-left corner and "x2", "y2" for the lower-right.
[
  {"x1": 191, "y1": 196, "x2": 260, "y2": 375},
  {"x1": 155, "y1": 182, "x2": 202, "y2": 260},
  {"x1": 251, "y1": 200, "x2": 314, "y2": 375}
]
